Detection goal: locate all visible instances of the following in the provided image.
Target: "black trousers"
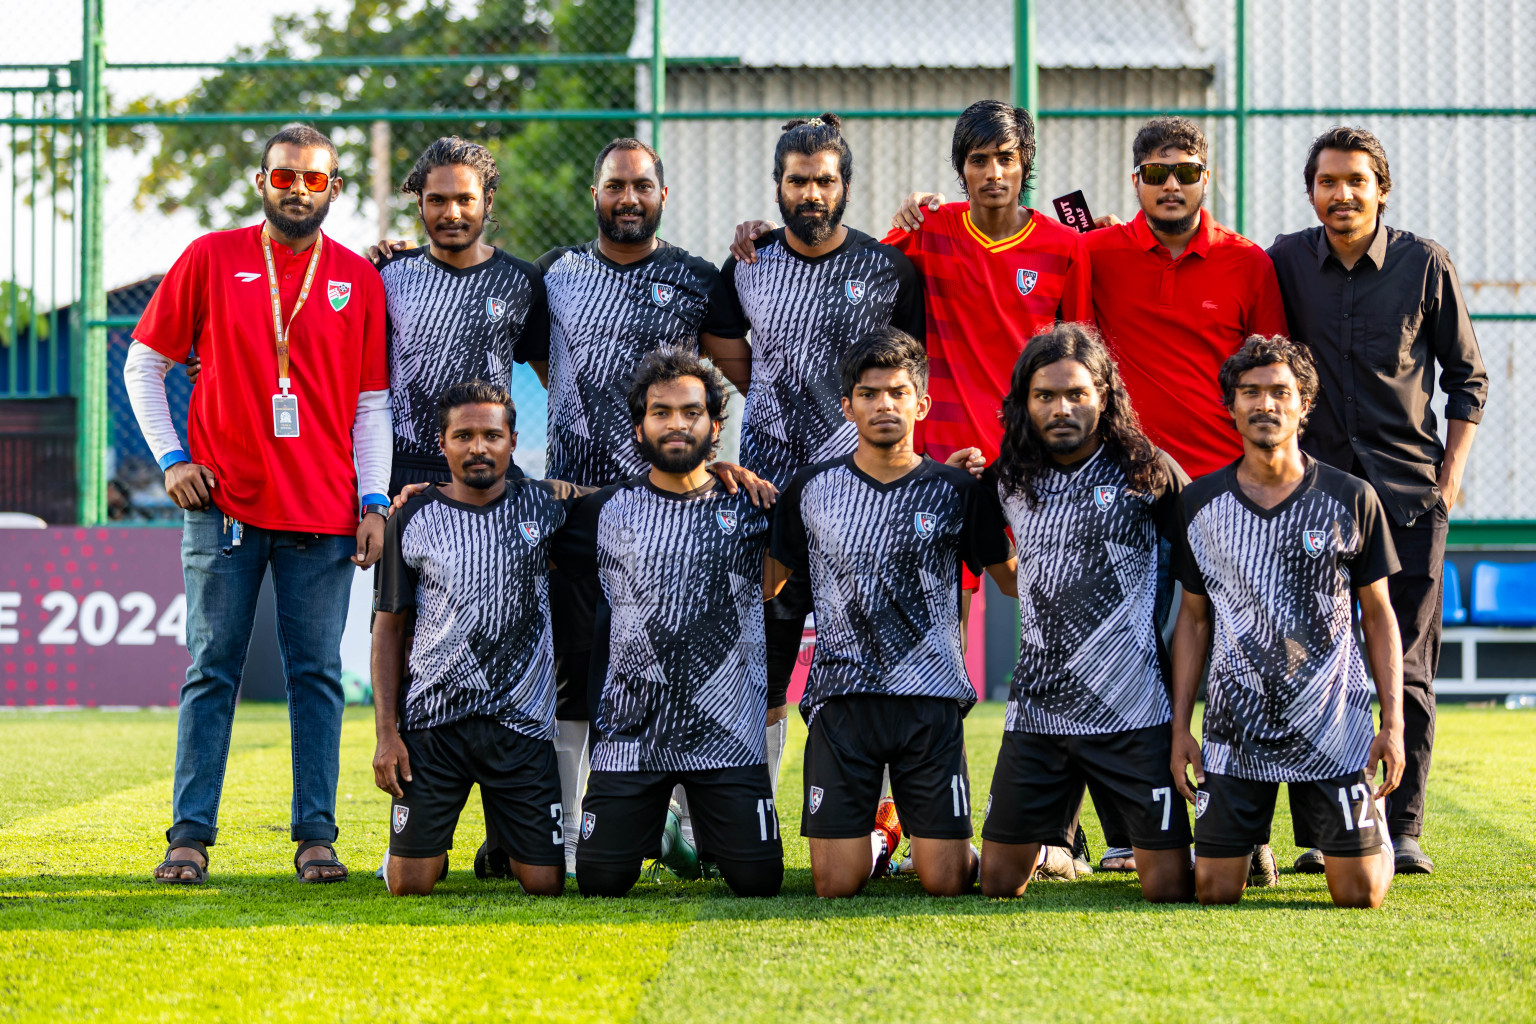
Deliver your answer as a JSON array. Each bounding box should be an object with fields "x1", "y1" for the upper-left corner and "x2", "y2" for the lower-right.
[{"x1": 1382, "y1": 501, "x2": 1447, "y2": 839}]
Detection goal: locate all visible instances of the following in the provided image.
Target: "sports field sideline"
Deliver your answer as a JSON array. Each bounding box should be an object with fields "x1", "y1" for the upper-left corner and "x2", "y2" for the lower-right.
[{"x1": 1, "y1": 702, "x2": 1533, "y2": 1023}]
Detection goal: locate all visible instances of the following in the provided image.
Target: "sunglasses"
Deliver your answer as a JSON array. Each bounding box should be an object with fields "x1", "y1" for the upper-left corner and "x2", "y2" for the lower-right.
[
  {"x1": 1135, "y1": 162, "x2": 1206, "y2": 186},
  {"x1": 264, "y1": 167, "x2": 333, "y2": 192}
]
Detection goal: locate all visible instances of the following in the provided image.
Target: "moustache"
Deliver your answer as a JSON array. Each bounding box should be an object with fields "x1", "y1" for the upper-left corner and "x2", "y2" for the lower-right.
[
  {"x1": 613, "y1": 204, "x2": 645, "y2": 217},
  {"x1": 1329, "y1": 202, "x2": 1362, "y2": 213},
  {"x1": 462, "y1": 456, "x2": 495, "y2": 468},
  {"x1": 1247, "y1": 414, "x2": 1282, "y2": 426},
  {"x1": 794, "y1": 202, "x2": 829, "y2": 215}
]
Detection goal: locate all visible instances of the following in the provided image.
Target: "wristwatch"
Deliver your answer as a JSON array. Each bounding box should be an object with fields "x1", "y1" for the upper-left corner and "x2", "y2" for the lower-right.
[{"x1": 361, "y1": 493, "x2": 390, "y2": 520}]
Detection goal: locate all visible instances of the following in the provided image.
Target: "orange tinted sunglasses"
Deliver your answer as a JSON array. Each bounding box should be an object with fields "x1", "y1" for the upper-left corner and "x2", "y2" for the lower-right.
[{"x1": 265, "y1": 167, "x2": 332, "y2": 192}]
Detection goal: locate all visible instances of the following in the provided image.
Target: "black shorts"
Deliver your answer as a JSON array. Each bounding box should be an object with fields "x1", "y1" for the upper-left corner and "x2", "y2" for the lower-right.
[
  {"x1": 548, "y1": 567, "x2": 600, "y2": 721},
  {"x1": 982, "y1": 724, "x2": 1191, "y2": 851},
  {"x1": 763, "y1": 572, "x2": 813, "y2": 709},
  {"x1": 576, "y1": 763, "x2": 783, "y2": 867},
  {"x1": 1194, "y1": 769, "x2": 1387, "y2": 859},
  {"x1": 802, "y1": 695, "x2": 973, "y2": 841},
  {"x1": 390, "y1": 717, "x2": 565, "y2": 866}
]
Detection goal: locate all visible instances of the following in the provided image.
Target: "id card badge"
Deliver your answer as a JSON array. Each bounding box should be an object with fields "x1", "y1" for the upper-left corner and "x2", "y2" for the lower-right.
[{"x1": 272, "y1": 393, "x2": 300, "y2": 438}]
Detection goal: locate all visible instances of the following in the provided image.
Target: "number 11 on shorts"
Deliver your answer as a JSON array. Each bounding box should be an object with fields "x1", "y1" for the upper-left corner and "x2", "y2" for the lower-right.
[{"x1": 951, "y1": 775, "x2": 969, "y2": 817}]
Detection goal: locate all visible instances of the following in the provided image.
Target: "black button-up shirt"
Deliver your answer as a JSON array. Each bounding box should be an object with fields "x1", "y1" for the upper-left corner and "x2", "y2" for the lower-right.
[{"x1": 1268, "y1": 222, "x2": 1488, "y2": 526}]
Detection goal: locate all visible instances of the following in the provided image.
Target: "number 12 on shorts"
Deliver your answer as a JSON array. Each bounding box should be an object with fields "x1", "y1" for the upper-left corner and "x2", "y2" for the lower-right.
[
  {"x1": 756, "y1": 798, "x2": 779, "y2": 841},
  {"x1": 1335, "y1": 783, "x2": 1376, "y2": 831}
]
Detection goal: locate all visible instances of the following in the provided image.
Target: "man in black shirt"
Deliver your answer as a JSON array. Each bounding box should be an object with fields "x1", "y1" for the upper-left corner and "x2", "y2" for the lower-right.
[
  {"x1": 771, "y1": 328, "x2": 1013, "y2": 898},
  {"x1": 551, "y1": 351, "x2": 784, "y2": 898},
  {"x1": 1170, "y1": 335, "x2": 1405, "y2": 909},
  {"x1": 372, "y1": 381, "x2": 577, "y2": 897},
  {"x1": 1268, "y1": 127, "x2": 1488, "y2": 875}
]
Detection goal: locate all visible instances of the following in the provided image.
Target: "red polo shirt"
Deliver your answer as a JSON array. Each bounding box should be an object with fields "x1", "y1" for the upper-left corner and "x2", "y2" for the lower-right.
[
  {"x1": 135, "y1": 224, "x2": 389, "y2": 535},
  {"x1": 1087, "y1": 210, "x2": 1289, "y2": 478}
]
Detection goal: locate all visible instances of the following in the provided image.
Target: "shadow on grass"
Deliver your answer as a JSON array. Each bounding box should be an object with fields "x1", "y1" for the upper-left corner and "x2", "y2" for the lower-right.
[{"x1": 0, "y1": 867, "x2": 1344, "y2": 932}]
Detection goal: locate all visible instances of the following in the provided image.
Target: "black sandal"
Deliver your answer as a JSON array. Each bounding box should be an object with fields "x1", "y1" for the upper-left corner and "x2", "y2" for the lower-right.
[
  {"x1": 154, "y1": 839, "x2": 209, "y2": 885},
  {"x1": 294, "y1": 839, "x2": 349, "y2": 883}
]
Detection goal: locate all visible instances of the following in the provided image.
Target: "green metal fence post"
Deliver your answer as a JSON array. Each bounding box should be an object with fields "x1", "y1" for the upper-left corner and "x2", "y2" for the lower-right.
[
  {"x1": 76, "y1": 0, "x2": 106, "y2": 526},
  {"x1": 1012, "y1": 0, "x2": 1038, "y2": 208},
  {"x1": 650, "y1": 0, "x2": 665, "y2": 154},
  {"x1": 1234, "y1": 0, "x2": 1248, "y2": 236}
]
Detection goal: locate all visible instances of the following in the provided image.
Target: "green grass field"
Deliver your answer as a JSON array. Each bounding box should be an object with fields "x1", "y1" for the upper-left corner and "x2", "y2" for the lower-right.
[{"x1": 1, "y1": 703, "x2": 1533, "y2": 1023}]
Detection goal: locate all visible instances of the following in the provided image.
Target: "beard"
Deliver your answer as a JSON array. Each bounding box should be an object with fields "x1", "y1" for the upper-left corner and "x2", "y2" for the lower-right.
[
  {"x1": 636, "y1": 430, "x2": 711, "y2": 474},
  {"x1": 597, "y1": 202, "x2": 662, "y2": 244},
  {"x1": 1039, "y1": 417, "x2": 1095, "y2": 456},
  {"x1": 1147, "y1": 207, "x2": 1200, "y2": 236},
  {"x1": 263, "y1": 190, "x2": 330, "y2": 240},
  {"x1": 779, "y1": 192, "x2": 848, "y2": 247},
  {"x1": 460, "y1": 457, "x2": 500, "y2": 490},
  {"x1": 430, "y1": 215, "x2": 485, "y2": 253}
]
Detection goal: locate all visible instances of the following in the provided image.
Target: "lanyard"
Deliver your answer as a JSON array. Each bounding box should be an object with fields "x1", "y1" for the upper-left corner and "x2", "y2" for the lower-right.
[{"x1": 260, "y1": 225, "x2": 323, "y2": 394}]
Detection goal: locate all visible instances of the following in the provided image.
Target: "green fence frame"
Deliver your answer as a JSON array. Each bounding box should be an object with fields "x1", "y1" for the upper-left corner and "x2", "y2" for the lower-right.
[{"x1": 0, "y1": 0, "x2": 1531, "y2": 538}]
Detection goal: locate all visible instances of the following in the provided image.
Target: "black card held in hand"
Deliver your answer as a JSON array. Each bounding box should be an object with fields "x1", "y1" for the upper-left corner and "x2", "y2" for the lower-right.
[{"x1": 1052, "y1": 191, "x2": 1094, "y2": 233}]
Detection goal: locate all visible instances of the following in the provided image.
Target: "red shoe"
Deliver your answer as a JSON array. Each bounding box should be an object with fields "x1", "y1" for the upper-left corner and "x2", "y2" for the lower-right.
[{"x1": 873, "y1": 798, "x2": 903, "y2": 877}]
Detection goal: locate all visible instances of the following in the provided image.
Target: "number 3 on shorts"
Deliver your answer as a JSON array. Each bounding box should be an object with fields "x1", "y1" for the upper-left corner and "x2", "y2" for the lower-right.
[
  {"x1": 550, "y1": 802, "x2": 565, "y2": 845},
  {"x1": 951, "y1": 774, "x2": 969, "y2": 817}
]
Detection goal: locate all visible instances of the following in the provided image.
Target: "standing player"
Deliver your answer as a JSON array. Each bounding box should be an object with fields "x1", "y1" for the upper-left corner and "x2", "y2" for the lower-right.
[
  {"x1": 885, "y1": 99, "x2": 1092, "y2": 464},
  {"x1": 772, "y1": 328, "x2": 1015, "y2": 898},
  {"x1": 719, "y1": 114, "x2": 926, "y2": 792},
  {"x1": 372, "y1": 381, "x2": 576, "y2": 897},
  {"x1": 976, "y1": 323, "x2": 1192, "y2": 902},
  {"x1": 1170, "y1": 335, "x2": 1404, "y2": 909},
  {"x1": 551, "y1": 351, "x2": 784, "y2": 898}
]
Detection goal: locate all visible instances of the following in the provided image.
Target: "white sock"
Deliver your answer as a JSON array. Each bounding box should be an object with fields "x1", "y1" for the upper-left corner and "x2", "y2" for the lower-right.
[
  {"x1": 868, "y1": 831, "x2": 886, "y2": 877},
  {"x1": 671, "y1": 784, "x2": 695, "y2": 848},
  {"x1": 765, "y1": 718, "x2": 788, "y2": 797},
  {"x1": 381, "y1": 850, "x2": 395, "y2": 894},
  {"x1": 880, "y1": 766, "x2": 892, "y2": 800},
  {"x1": 555, "y1": 719, "x2": 590, "y2": 867}
]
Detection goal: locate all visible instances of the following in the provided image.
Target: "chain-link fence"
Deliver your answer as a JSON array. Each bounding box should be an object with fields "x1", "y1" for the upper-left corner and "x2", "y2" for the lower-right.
[{"x1": 1, "y1": 0, "x2": 1532, "y2": 529}]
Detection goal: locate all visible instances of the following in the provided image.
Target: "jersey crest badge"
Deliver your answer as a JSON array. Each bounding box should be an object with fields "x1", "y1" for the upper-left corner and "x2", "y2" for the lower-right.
[
  {"x1": 716, "y1": 509, "x2": 738, "y2": 534},
  {"x1": 487, "y1": 296, "x2": 506, "y2": 322},
  {"x1": 1093, "y1": 485, "x2": 1117, "y2": 510},
  {"x1": 1195, "y1": 791, "x2": 1210, "y2": 819},
  {"x1": 327, "y1": 280, "x2": 351, "y2": 311},
  {"x1": 809, "y1": 786, "x2": 824, "y2": 814},
  {"x1": 392, "y1": 804, "x2": 409, "y2": 833},
  {"x1": 1302, "y1": 529, "x2": 1327, "y2": 558},
  {"x1": 582, "y1": 811, "x2": 596, "y2": 839},
  {"x1": 519, "y1": 521, "x2": 541, "y2": 546},
  {"x1": 651, "y1": 282, "x2": 674, "y2": 307},
  {"x1": 913, "y1": 511, "x2": 938, "y2": 539},
  {"x1": 845, "y1": 279, "x2": 866, "y2": 304},
  {"x1": 1016, "y1": 269, "x2": 1038, "y2": 296}
]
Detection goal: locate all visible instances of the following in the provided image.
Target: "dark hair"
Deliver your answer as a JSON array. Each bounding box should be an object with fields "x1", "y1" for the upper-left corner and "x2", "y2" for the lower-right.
[
  {"x1": 402, "y1": 136, "x2": 501, "y2": 197},
  {"x1": 1304, "y1": 126, "x2": 1392, "y2": 205},
  {"x1": 436, "y1": 379, "x2": 516, "y2": 434},
  {"x1": 1131, "y1": 116, "x2": 1208, "y2": 165},
  {"x1": 995, "y1": 323, "x2": 1166, "y2": 508},
  {"x1": 261, "y1": 124, "x2": 338, "y2": 176},
  {"x1": 840, "y1": 327, "x2": 928, "y2": 399},
  {"x1": 1218, "y1": 335, "x2": 1319, "y2": 426},
  {"x1": 950, "y1": 100, "x2": 1036, "y2": 198},
  {"x1": 593, "y1": 137, "x2": 665, "y2": 188},
  {"x1": 772, "y1": 112, "x2": 853, "y2": 186},
  {"x1": 626, "y1": 348, "x2": 728, "y2": 426}
]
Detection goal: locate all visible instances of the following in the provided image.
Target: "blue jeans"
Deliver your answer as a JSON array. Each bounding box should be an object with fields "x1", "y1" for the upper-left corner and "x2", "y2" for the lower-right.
[{"x1": 167, "y1": 506, "x2": 356, "y2": 847}]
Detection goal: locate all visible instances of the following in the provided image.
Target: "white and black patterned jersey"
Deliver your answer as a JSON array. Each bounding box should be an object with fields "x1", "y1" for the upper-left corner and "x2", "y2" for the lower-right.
[
  {"x1": 374, "y1": 478, "x2": 585, "y2": 738},
  {"x1": 721, "y1": 228, "x2": 924, "y2": 488},
  {"x1": 379, "y1": 247, "x2": 548, "y2": 468},
  {"x1": 550, "y1": 475, "x2": 771, "y2": 772},
  {"x1": 521, "y1": 241, "x2": 745, "y2": 487},
  {"x1": 988, "y1": 448, "x2": 1188, "y2": 736},
  {"x1": 1174, "y1": 457, "x2": 1399, "y2": 783},
  {"x1": 771, "y1": 455, "x2": 1011, "y2": 720}
]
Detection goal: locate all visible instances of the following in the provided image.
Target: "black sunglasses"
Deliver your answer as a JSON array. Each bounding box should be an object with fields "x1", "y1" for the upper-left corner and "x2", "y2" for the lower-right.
[{"x1": 1135, "y1": 162, "x2": 1206, "y2": 186}]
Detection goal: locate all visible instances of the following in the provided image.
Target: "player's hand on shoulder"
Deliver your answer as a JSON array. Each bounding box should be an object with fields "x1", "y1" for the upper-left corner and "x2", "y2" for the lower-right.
[
  {"x1": 1170, "y1": 729, "x2": 1204, "y2": 803},
  {"x1": 891, "y1": 192, "x2": 944, "y2": 233},
  {"x1": 944, "y1": 446, "x2": 986, "y2": 479},
  {"x1": 373, "y1": 729, "x2": 412, "y2": 798},
  {"x1": 163, "y1": 462, "x2": 217, "y2": 511},
  {"x1": 184, "y1": 352, "x2": 202, "y2": 385},
  {"x1": 729, "y1": 220, "x2": 778, "y2": 263},
  {"x1": 390, "y1": 482, "x2": 433, "y2": 514},
  {"x1": 367, "y1": 239, "x2": 413, "y2": 266},
  {"x1": 708, "y1": 461, "x2": 778, "y2": 507},
  {"x1": 1091, "y1": 214, "x2": 1123, "y2": 229},
  {"x1": 1368, "y1": 724, "x2": 1406, "y2": 798}
]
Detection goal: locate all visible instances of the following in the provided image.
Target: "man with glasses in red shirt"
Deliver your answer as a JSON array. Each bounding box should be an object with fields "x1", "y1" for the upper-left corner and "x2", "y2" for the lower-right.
[{"x1": 125, "y1": 124, "x2": 391, "y2": 886}]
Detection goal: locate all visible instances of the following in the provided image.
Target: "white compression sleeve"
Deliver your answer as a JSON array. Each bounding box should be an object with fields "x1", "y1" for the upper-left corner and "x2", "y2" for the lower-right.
[
  {"x1": 353, "y1": 389, "x2": 393, "y2": 502},
  {"x1": 555, "y1": 720, "x2": 590, "y2": 867},
  {"x1": 765, "y1": 718, "x2": 788, "y2": 798},
  {"x1": 123, "y1": 341, "x2": 186, "y2": 467}
]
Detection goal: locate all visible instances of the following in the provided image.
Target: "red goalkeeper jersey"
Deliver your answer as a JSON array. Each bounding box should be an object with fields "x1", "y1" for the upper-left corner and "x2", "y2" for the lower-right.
[{"x1": 885, "y1": 202, "x2": 1092, "y2": 462}]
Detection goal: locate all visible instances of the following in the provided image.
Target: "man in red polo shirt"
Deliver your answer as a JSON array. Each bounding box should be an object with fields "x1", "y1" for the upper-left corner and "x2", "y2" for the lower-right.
[
  {"x1": 124, "y1": 124, "x2": 390, "y2": 886},
  {"x1": 1086, "y1": 116, "x2": 1289, "y2": 479}
]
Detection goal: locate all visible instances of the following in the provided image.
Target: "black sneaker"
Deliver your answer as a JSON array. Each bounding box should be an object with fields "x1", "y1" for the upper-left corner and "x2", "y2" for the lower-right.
[
  {"x1": 1393, "y1": 835, "x2": 1434, "y2": 874},
  {"x1": 474, "y1": 840, "x2": 512, "y2": 880},
  {"x1": 1293, "y1": 847, "x2": 1326, "y2": 874},
  {"x1": 1248, "y1": 844, "x2": 1279, "y2": 887}
]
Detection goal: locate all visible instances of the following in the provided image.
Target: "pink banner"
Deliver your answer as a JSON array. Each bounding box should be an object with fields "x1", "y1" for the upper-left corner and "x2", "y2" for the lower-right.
[{"x1": 1, "y1": 527, "x2": 187, "y2": 708}]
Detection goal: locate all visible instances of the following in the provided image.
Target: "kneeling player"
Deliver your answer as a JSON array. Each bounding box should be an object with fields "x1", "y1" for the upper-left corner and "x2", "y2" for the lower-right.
[
  {"x1": 772, "y1": 328, "x2": 1014, "y2": 897},
  {"x1": 977, "y1": 324, "x2": 1194, "y2": 902},
  {"x1": 372, "y1": 382, "x2": 577, "y2": 897},
  {"x1": 1171, "y1": 336, "x2": 1403, "y2": 909},
  {"x1": 553, "y1": 351, "x2": 784, "y2": 898}
]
